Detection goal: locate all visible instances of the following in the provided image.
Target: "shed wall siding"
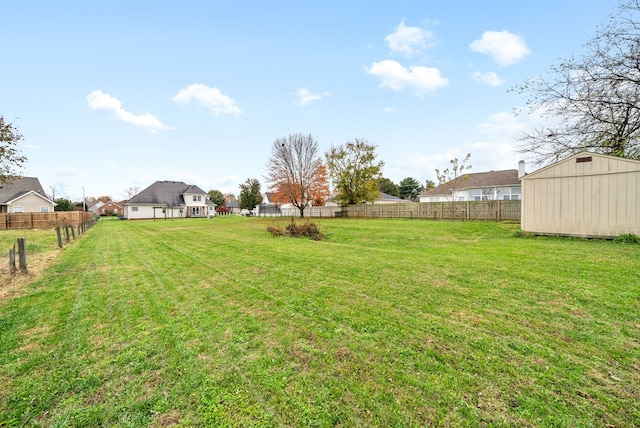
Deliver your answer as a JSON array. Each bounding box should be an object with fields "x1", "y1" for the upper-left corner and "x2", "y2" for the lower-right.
[{"x1": 522, "y1": 154, "x2": 640, "y2": 237}]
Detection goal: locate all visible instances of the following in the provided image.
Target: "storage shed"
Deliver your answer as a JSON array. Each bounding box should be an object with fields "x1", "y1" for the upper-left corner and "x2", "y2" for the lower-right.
[{"x1": 521, "y1": 152, "x2": 640, "y2": 238}]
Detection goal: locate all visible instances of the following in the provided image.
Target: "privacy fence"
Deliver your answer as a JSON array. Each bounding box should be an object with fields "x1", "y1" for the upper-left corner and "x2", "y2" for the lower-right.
[
  {"x1": 268, "y1": 200, "x2": 521, "y2": 221},
  {"x1": 0, "y1": 211, "x2": 94, "y2": 230}
]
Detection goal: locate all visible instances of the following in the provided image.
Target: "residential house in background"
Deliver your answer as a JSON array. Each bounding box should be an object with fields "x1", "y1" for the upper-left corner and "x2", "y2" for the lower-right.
[
  {"x1": 124, "y1": 181, "x2": 215, "y2": 220},
  {"x1": 419, "y1": 163, "x2": 525, "y2": 203},
  {"x1": 89, "y1": 199, "x2": 125, "y2": 216},
  {"x1": 0, "y1": 176, "x2": 56, "y2": 213}
]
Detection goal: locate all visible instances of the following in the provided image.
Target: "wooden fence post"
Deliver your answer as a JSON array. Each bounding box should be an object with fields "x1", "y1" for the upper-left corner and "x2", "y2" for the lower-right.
[
  {"x1": 17, "y1": 238, "x2": 27, "y2": 270},
  {"x1": 9, "y1": 243, "x2": 16, "y2": 273},
  {"x1": 56, "y1": 227, "x2": 63, "y2": 248}
]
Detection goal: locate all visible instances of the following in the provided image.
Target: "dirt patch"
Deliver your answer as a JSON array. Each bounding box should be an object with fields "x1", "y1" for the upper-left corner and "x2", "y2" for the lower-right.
[{"x1": 0, "y1": 249, "x2": 61, "y2": 305}]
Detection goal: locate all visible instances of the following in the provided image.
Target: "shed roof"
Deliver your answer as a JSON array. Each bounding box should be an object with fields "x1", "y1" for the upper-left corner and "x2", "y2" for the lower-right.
[{"x1": 521, "y1": 151, "x2": 640, "y2": 180}]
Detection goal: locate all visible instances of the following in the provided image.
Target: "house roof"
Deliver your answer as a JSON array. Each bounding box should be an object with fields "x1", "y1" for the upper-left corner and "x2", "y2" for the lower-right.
[
  {"x1": 420, "y1": 169, "x2": 520, "y2": 196},
  {"x1": 375, "y1": 192, "x2": 406, "y2": 202},
  {"x1": 127, "y1": 181, "x2": 213, "y2": 207},
  {"x1": 0, "y1": 176, "x2": 53, "y2": 204},
  {"x1": 264, "y1": 191, "x2": 291, "y2": 204}
]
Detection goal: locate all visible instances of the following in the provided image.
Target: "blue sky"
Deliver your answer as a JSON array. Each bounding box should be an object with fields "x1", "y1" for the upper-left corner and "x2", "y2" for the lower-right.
[{"x1": 1, "y1": 1, "x2": 620, "y2": 201}]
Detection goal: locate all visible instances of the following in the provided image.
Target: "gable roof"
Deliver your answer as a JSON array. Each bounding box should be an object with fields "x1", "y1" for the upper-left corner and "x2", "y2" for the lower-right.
[
  {"x1": 127, "y1": 181, "x2": 213, "y2": 206},
  {"x1": 264, "y1": 191, "x2": 291, "y2": 205},
  {"x1": 0, "y1": 176, "x2": 53, "y2": 204},
  {"x1": 521, "y1": 151, "x2": 640, "y2": 180},
  {"x1": 420, "y1": 169, "x2": 520, "y2": 196}
]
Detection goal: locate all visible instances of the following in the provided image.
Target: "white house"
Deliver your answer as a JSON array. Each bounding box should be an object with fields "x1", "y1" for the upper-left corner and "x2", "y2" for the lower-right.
[
  {"x1": 0, "y1": 177, "x2": 56, "y2": 213},
  {"x1": 124, "y1": 181, "x2": 215, "y2": 220},
  {"x1": 419, "y1": 164, "x2": 525, "y2": 203}
]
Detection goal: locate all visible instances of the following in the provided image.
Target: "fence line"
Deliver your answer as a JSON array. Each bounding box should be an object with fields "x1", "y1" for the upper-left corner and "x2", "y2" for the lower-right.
[
  {"x1": 259, "y1": 201, "x2": 521, "y2": 221},
  {"x1": 0, "y1": 211, "x2": 94, "y2": 230}
]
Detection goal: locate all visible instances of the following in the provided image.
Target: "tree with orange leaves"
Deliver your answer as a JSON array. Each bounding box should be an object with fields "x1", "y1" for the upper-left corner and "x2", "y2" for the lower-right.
[{"x1": 265, "y1": 133, "x2": 328, "y2": 217}]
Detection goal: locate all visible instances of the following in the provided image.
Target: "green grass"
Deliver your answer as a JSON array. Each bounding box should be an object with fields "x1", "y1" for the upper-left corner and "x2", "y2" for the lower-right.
[{"x1": 0, "y1": 217, "x2": 638, "y2": 427}]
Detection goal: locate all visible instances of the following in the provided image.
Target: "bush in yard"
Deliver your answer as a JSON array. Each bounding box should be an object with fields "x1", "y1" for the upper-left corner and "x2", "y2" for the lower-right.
[
  {"x1": 268, "y1": 217, "x2": 324, "y2": 240},
  {"x1": 614, "y1": 233, "x2": 640, "y2": 244}
]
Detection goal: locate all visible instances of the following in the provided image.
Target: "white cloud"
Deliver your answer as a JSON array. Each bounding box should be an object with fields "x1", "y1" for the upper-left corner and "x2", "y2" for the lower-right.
[
  {"x1": 366, "y1": 59, "x2": 449, "y2": 96},
  {"x1": 293, "y1": 88, "x2": 331, "y2": 107},
  {"x1": 86, "y1": 90, "x2": 174, "y2": 131},
  {"x1": 469, "y1": 30, "x2": 531, "y2": 66},
  {"x1": 385, "y1": 20, "x2": 433, "y2": 57},
  {"x1": 172, "y1": 84, "x2": 242, "y2": 116},
  {"x1": 472, "y1": 71, "x2": 504, "y2": 87}
]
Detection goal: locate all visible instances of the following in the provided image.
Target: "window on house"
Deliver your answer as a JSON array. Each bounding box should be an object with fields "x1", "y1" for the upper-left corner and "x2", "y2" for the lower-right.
[
  {"x1": 193, "y1": 196, "x2": 197, "y2": 201},
  {"x1": 13, "y1": 206, "x2": 24, "y2": 213},
  {"x1": 132, "y1": 207, "x2": 138, "y2": 212},
  {"x1": 40, "y1": 206, "x2": 49, "y2": 212}
]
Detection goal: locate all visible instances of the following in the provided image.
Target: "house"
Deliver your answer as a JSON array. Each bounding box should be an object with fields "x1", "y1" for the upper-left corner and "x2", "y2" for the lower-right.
[
  {"x1": 0, "y1": 176, "x2": 56, "y2": 213},
  {"x1": 419, "y1": 163, "x2": 525, "y2": 203},
  {"x1": 124, "y1": 181, "x2": 215, "y2": 220},
  {"x1": 521, "y1": 152, "x2": 640, "y2": 238},
  {"x1": 90, "y1": 199, "x2": 124, "y2": 216}
]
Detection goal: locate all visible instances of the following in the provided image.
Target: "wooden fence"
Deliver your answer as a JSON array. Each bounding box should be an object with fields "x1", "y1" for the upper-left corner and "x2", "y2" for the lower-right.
[
  {"x1": 0, "y1": 211, "x2": 94, "y2": 230},
  {"x1": 272, "y1": 201, "x2": 521, "y2": 221},
  {"x1": 344, "y1": 200, "x2": 521, "y2": 221}
]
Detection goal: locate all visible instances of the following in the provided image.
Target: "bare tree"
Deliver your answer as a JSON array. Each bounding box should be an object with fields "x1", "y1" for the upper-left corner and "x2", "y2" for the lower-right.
[
  {"x1": 48, "y1": 184, "x2": 57, "y2": 201},
  {"x1": 123, "y1": 186, "x2": 140, "y2": 199},
  {"x1": 515, "y1": 0, "x2": 640, "y2": 165},
  {"x1": 434, "y1": 154, "x2": 472, "y2": 218},
  {"x1": 265, "y1": 133, "x2": 325, "y2": 217}
]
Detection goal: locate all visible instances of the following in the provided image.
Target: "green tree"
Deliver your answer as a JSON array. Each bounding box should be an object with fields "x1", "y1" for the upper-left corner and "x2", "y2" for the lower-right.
[
  {"x1": 238, "y1": 178, "x2": 263, "y2": 210},
  {"x1": 378, "y1": 177, "x2": 399, "y2": 197},
  {"x1": 0, "y1": 116, "x2": 27, "y2": 184},
  {"x1": 208, "y1": 189, "x2": 226, "y2": 207},
  {"x1": 54, "y1": 197, "x2": 74, "y2": 211},
  {"x1": 325, "y1": 138, "x2": 384, "y2": 205},
  {"x1": 514, "y1": 0, "x2": 640, "y2": 164},
  {"x1": 398, "y1": 177, "x2": 422, "y2": 200}
]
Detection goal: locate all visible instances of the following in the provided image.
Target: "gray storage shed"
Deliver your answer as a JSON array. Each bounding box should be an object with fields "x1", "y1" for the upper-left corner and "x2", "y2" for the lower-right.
[{"x1": 521, "y1": 152, "x2": 640, "y2": 238}]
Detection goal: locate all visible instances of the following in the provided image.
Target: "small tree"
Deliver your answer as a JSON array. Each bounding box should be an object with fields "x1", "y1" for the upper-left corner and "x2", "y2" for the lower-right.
[
  {"x1": 239, "y1": 178, "x2": 263, "y2": 211},
  {"x1": 434, "y1": 153, "x2": 472, "y2": 218},
  {"x1": 0, "y1": 116, "x2": 27, "y2": 184},
  {"x1": 208, "y1": 189, "x2": 226, "y2": 207},
  {"x1": 54, "y1": 197, "x2": 74, "y2": 211},
  {"x1": 325, "y1": 138, "x2": 384, "y2": 205},
  {"x1": 398, "y1": 177, "x2": 423, "y2": 200}
]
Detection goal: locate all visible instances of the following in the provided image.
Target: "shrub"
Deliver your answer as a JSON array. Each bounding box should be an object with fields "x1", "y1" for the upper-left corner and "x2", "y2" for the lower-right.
[
  {"x1": 268, "y1": 218, "x2": 324, "y2": 241},
  {"x1": 614, "y1": 233, "x2": 640, "y2": 244}
]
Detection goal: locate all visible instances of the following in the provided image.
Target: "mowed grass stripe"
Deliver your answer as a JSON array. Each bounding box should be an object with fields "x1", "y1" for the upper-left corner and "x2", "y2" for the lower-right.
[{"x1": 0, "y1": 217, "x2": 638, "y2": 426}]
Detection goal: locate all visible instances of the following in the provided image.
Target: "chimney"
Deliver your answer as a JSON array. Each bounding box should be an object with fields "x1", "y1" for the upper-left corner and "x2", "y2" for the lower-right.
[{"x1": 518, "y1": 160, "x2": 526, "y2": 179}]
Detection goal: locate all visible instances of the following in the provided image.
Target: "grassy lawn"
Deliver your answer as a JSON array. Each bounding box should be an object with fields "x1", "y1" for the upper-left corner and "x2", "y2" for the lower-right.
[{"x1": 0, "y1": 217, "x2": 638, "y2": 427}]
